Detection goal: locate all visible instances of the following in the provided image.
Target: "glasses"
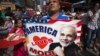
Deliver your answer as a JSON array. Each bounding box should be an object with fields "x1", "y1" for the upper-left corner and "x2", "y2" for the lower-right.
[{"x1": 60, "y1": 33, "x2": 74, "y2": 37}]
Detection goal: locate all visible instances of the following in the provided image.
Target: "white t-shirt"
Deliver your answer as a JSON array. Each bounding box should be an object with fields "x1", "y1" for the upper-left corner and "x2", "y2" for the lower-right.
[{"x1": 88, "y1": 10, "x2": 98, "y2": 30}]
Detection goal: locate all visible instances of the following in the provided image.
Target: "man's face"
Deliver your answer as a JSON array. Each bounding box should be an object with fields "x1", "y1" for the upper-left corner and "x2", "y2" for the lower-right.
[
  {"x1": 95, "y1": 3, "x2": 100, "y2": 11},
  {"x1": 48, "y1": 0, "x2": 60, "y2": 12},
  {"x1": 59, "y1": 27, "x2": 76, "y2": 47}
]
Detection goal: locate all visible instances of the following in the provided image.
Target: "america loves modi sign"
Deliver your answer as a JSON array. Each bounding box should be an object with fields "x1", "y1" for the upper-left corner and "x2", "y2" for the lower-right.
[{"x1": 25, "y1": 20, "x2": 82, "y2": 56}]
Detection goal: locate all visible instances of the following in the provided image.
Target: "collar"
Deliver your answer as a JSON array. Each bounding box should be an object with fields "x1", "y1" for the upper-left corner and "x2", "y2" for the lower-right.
[{"x1": 46, "y1": 12, "x2": 63, "y2": 19}]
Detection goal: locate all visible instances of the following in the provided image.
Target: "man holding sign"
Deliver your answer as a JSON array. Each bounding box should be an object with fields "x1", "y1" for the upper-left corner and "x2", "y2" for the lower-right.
[{"x1": 41, "y1": 0, "x2": 70, "y2": 20}]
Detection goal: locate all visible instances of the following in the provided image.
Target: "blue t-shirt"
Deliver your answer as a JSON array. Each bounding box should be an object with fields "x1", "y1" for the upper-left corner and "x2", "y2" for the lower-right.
[{"x1": 41, "y1": 12, "x2": 70, "y2": 20}]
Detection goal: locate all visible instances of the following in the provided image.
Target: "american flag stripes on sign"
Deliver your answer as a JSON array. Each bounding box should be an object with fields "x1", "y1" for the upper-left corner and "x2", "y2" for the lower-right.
[{"x1": 48, "y1": 20, "x2": 82, "y2": 43}]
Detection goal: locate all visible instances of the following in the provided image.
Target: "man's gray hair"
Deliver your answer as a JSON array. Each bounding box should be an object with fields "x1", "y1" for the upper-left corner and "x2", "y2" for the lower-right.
[{"x1": 61, "y1": 25, "x2": 77, "y2": 38}]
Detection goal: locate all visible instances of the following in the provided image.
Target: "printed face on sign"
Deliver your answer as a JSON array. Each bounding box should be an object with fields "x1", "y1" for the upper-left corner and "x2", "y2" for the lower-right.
[{"x1": 59, "y1": 26, "x2": 76, "y2": 47}]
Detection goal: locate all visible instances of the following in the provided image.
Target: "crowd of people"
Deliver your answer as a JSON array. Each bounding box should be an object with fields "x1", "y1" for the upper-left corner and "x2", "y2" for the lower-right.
[{"x1": 0, "y1": 0, "x2": 100, "y2": 56}]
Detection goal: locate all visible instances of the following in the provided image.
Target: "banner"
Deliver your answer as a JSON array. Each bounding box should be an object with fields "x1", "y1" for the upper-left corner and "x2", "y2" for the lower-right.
[
  {"x1": 0, "y1": 2, "x2": 15, "y2": 10},
  {"x1": 25, "y1": 20, "x2": 82, "y2": 56}
]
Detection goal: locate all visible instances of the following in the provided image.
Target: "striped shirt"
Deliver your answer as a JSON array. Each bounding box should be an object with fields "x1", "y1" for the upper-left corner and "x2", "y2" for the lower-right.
[{"x1": 41, "y1": 12, "x2": 70, "y2": 20}]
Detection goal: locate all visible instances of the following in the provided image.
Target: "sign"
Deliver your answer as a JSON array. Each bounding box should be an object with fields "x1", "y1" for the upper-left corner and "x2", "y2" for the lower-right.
[
  {"x1": 0, "y1": 2, "x2": 15, "y2": 10},
  {"x1": 25, "y1": 20, "x2": 82, "y2": 56}
]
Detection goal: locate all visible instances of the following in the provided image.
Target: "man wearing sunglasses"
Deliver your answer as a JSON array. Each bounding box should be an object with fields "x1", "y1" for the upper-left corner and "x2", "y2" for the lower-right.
[
  {"x1": 49, "y1": 26, "x2": 80, "y2": 56},
  {"x1": 41, "y1": 0, "x2": 70, "y2": 20}
]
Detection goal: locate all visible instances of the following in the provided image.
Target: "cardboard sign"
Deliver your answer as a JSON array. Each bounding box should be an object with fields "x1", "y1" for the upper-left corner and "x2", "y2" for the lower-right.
[{"x1": 25, "y1": 20, "x2": 82, "y2": 56}]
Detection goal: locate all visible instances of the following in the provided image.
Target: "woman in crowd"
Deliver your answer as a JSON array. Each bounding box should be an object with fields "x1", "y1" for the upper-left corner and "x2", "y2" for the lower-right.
[{"x1": 5, "y1": 19, "x2": 28, "y2": 56}]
